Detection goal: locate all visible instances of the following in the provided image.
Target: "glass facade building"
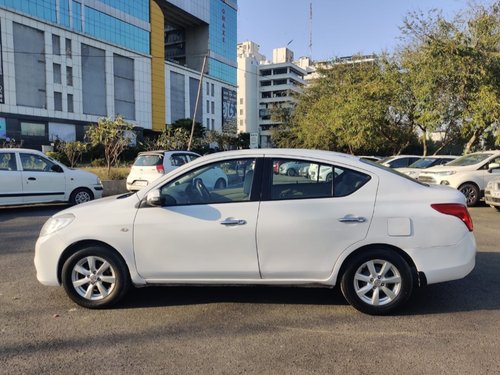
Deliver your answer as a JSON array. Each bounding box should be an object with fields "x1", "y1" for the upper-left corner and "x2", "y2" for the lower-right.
[
  {"x1": 208, "y1": 0, "x2": 237, "y2": 85},
  {"x1": 0, "y1": 0, "x2": 150, "y2": 54}
]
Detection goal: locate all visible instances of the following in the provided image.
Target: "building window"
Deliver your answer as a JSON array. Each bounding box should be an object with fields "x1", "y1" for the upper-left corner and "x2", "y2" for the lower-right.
[
  {"x1": 53, "y1": 63, "x2": 62, "y2": 84},
  {"x1": 113, "y1": 54, "x2": 135, "y2": 120},
  {"x1": 206, "y1": 100, "x2": 210, "y2": 114},
  {"x1": 240, "y1": 109, "x2": 243, "y2": 115},
  {"x1": 13, "y1": 23, "x2": 46, "y2": 109},
  {"x1": 211, "y1": 83, "x2": 215, "y2": 96},
  {"x1": 52, "y1": 35, "x2": 60, "y2": 55},
  {"x1": 67, "y1": 94, "x2": 74, "y2": 113},
  {"x1": 54, "y1": 92, "x2": 63, "y2": 111},
  {"x1": 206, "y1": 82, "x2": 209, "y2": 95},
  {"x1": 211, "y1": 101, "x2": 215, "y2": 115},
  {"x1": 21, "y1": 122, "x2": 45, "y2": 137},
  {"x1": 65, "y1": 38, "x2": 72, "y2": 57},
  {"x1": 66, "y1": 66, "x2": 73, "y2": 86},
  {"x1": 240, "y1": 98, "x2": 243, "y2": 104},
  {"x1": 206, "y1": 118, "x2": 210, "y2": 128},
  {"x1": 211, "y1": 119, "x2": 215, "y2": 130}
]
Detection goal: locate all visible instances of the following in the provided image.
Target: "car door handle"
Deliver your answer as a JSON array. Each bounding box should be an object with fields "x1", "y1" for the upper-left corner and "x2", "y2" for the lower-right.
[
  {"x1": 28, "y1": 177, "x2": 36, "y2": 181},
  {"x1": 338, "y1": 215, "x2": 367, "y2": 223},
  {"x1": 220, "y1": 218, "x2": 247, "y2": 226}
]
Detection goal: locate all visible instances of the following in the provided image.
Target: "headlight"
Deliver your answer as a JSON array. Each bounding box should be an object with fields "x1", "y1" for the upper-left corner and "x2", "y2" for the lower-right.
[
  {"x1": 486, "y1": 181, "x2": 494, "y2": 189},
  {"x1": 40, "y1": 214, "x2": 75, "y2": 237}
]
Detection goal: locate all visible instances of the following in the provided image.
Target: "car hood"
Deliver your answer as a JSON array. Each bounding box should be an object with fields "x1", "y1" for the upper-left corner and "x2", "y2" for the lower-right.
[
  {"x1": 420, "y1": 165, "x2": 478, "y2": 174},
  {"x1": 54, "y1": 192, "x2": 139, "y2": 218}
]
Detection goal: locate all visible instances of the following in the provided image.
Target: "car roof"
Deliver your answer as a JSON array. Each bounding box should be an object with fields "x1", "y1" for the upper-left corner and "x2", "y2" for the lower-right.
[
  {"x1": 0, "y1": 148, "x2": 44, "y2": 154},
  {"x1": 137, "y1": 150, "x2": 200, "y2": 156}
]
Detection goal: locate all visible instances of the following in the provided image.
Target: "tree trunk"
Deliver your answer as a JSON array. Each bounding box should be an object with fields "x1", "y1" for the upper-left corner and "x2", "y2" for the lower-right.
[
  {"x1": 464, "y1": 130, "x2": 479, "y2": 155},
  {"x1": 421, "y1": 134, "x2": 427, "y2": 156}
]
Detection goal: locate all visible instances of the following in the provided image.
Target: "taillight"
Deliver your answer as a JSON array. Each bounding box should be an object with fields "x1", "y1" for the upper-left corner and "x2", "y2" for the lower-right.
[
  {"x1": 156, "y1": 164, "x2": 165, "y2": 173},
  {"x1": 431, "y1": 203, "x2": 473, "y2": 231}
]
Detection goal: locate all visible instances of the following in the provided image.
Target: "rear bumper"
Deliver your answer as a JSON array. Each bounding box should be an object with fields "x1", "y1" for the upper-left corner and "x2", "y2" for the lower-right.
[
  {"x1": 409, "y1": 232, "x2": 476, "y2": 285},
  {"x1": 484, "y1": 189, "x2": 500, "y2": 207}
]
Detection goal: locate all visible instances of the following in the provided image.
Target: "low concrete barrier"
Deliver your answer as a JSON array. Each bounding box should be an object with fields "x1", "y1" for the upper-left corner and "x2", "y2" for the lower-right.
[{"x1": 102, "y1": 179, "x2": 128, "y2": 197}]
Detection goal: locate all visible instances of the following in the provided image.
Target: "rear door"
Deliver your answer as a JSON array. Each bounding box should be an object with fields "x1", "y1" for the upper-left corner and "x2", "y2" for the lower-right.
[
  {"x1": 20, "y1": 152, "x2": 66, "y2": 203},
  {"x1": 0, "y1": 151, "x2": 23, "y2": 205},
  {"x1": 256, "y1": 158, "x2": 378, "y2": 280}
]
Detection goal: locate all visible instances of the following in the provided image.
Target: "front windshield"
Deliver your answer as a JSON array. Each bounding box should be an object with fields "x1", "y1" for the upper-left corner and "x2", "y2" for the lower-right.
[
  {"x1": 446, "y1": 153, "x2": 492, "y2": 167},
  {"x1": 408, "y1": 158, "x2": 436, "y2": 169}
]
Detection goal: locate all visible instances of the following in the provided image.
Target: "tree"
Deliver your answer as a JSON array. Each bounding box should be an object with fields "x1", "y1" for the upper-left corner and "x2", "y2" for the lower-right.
[
  {"x1": 85, "y1": 116, "x2": 133, "y2": 177},
  {"x1": 56, "y1": 141, "x2": 87, "y2": 167},
  {"x1": 141, "y1": 128, "x2": 190, "y2": 151}
]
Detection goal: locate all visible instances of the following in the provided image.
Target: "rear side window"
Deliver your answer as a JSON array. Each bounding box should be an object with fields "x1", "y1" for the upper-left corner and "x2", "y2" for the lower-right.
[
  {"x1": 269, "y1": 158, "x2": 370, "y2": 200},
  {"x1": 134, "y1": 155, "x2": 162, "y2": 166},
  {"x1": 0, "y1": 153, "x2": 17, "y2": 171}
]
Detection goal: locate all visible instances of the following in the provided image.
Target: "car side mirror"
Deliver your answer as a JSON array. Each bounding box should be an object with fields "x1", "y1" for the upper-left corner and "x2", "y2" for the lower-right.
[
  {"x1": 488, "y1": 163, "x2": 500, "y2": 173},
  {"x1": 146, "y1": 190, "x2": 163, "y2": 207},
  {"x1": 51, "y1": 164, "x2": 64, "y2": 173}
]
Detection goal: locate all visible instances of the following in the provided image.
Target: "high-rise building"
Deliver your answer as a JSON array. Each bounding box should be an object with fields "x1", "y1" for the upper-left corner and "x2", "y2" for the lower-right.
[
  {"x1": 237, "y1": 42, "x2": 306, "y2": 148},
  {"x1": 0, "y1": 0, "x2": 237, "y2": 149}
]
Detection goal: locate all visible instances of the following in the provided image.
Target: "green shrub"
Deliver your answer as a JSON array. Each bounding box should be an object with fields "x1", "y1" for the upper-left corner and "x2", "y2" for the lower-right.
[{"x1": 90, "y1": 158, "x2": 106, "y2": 167}]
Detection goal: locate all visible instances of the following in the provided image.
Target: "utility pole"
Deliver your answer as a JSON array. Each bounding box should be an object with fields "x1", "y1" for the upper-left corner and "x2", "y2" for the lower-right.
[
  {"x1": 309, "y1": 2, "x2": 313, "y2": 58},
  {"x1": 188, "y1": 54, "x2": 208, "y2": 151}
]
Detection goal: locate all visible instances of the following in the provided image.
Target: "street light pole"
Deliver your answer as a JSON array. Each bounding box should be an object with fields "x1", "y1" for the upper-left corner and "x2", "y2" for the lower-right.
[{"x1": 188, "y1": 54, "x2": 208, "y2": 150}]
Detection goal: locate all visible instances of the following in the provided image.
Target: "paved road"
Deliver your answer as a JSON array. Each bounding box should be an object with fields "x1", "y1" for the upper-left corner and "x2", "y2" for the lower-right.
[{"x1": 0, "y1": 205, "x2": 499, "y2": 374}]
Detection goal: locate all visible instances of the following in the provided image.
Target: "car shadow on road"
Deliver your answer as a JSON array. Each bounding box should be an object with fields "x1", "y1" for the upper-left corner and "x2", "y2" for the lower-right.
[{"x1": 120, "y1": 252, "x2": 500, "y2": 315}]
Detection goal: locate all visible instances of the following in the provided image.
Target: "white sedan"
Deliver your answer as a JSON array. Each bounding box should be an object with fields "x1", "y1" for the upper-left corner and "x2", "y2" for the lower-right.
[{"x1": 35, "y1": 149, "x2": 476, "y2": 315}]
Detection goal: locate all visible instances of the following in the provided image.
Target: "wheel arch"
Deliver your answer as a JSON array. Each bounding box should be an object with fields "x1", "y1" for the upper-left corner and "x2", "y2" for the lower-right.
[
  {"x1": 334, "y1": 243, "x2": 423, "y2": 287},
  {"x1": 57, "y1": 240, "x2": 129, "y2": 284}
]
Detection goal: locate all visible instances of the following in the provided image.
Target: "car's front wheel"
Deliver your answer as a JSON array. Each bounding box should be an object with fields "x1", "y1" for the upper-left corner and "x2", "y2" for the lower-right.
[
  {"x1": 62, "y1": 246, "x2": 130, "y2": 308},
  {"x1": 70, "y1": 187, "x2": 93, "y2": 205},
  {"x1": 340, "y1": 249, "x2": 414, "y2": 315}
]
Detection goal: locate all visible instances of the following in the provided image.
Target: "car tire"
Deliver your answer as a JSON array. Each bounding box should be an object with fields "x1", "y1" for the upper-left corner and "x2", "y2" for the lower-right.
[
  {"x1": 287, "y1": 168, "x2": 297, "y2": 176},
  {"x1": 340, "y1": 249, "x2": 414, "y2": 315},
  {"x1": 62, "y1": 246, "x2": 130, "y2": 309},
  {"x1": 70, "y1": 187, "x2": 94, "y2": 205},
  {"x1": 214, "y1": 178, "x2": 227, "y2": 189},
  {"x1": 459, "y1": 183, "x2": 479, "y2": 207}
]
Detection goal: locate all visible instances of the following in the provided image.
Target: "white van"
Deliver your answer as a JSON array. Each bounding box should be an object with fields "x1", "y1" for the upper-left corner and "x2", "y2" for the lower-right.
[{"x1": 0, "y1": 148, "x2": 103, "y2": 206}]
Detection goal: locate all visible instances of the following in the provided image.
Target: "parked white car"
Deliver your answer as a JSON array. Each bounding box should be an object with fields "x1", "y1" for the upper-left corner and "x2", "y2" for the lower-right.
[
  {"x1": 396, "y1": 155, "x2": 458, "y2": 179},
  {"x1": 0, "y1": 148, "x2": 102, "y2": 206},
  {"x1": 126, "y1": 150, "x2": 200, "y2": 191},
  {"x1": 378, "y1": 155, "x2": 421, "y2": 168},
  {"x1": 484, "y1": 176, "x2": 500, "y2": 211},
  {"x1": 418, "y1": 151, "x2": 500, "y2": 206},
  {"x1": 35, "y1": 149, "x2": 476, "y2": 315}
]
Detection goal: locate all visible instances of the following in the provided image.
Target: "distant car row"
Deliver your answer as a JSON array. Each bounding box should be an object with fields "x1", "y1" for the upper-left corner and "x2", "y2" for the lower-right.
[{"x1": 1, "y1": 148, "x2": 500, "y2": 210}]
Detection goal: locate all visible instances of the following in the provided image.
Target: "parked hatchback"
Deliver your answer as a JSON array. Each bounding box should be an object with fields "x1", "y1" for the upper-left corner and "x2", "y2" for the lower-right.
[
  {"x1": 126, "y1": 150, "x2": 200, "y2": 191},
  {"x1": 396, "y1": 155, "x2": 458, "y2": 179},
  {"x1": 0, "y1": 148, "x2": 102, "y2": 206},
  {"x1": 35, "y1": 149, "x2": 476, "y2": 315}
]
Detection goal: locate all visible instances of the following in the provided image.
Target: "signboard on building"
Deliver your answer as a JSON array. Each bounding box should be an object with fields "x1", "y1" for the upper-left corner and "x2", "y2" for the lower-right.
[
  {"x1": 0, "y1": 118, "x2": 6, "y2": 139},
  {"x1": 250, "y1": 132, "x2": 259, "y2": 149},
  {"x1": 222, "y1": 88, "x2": 236, "y2": 134},
  {"x1": 0, "y1": 20, "x2": 4, "y2": 104}
]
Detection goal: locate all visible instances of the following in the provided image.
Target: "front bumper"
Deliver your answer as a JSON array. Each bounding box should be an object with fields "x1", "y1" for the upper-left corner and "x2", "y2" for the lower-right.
[
  {"x1": 34, "y1": 233, "x2": 66, "y2": 286},
  {"x1": 484, "y1": 188, "x2": 500, "y2": 207}
]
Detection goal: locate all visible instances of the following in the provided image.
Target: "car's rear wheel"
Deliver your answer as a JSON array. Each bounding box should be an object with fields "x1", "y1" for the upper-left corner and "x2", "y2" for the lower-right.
[
  {"x1": 459, "y1": 183, "x2": 480, "y2": 207},
  {"x1": 340, "y1": 249, "x2": 413, "y2": 315},
  {"x1": 70, "y1": 188, "x2": 93, "y2": 205},
  {"x1": 214, "y1": 178, "x2": 227, "y2": 189},
  {"x1": 287, "y1": 168, "x2": 297, "y2": 176},
  {"x1": 62, "y1": 246, "x2": 130, "y2": 309}
]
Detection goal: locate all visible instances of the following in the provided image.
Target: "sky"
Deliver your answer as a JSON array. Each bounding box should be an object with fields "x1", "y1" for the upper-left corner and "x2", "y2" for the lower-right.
[{"x1": 237, "y1": 0, "x2": 492, "y2": 61}]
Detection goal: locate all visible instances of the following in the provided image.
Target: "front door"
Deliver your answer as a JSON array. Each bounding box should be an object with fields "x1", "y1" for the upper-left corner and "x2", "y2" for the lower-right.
[
  {"x1": 133, "y1": 157, "x2": 261, "y2": 280},
  {"x1": 20, "y1": 152, "x2": 66, "y2": 203}
]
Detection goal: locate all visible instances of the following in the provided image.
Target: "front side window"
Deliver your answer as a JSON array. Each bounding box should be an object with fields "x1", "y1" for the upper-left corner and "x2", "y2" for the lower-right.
[
  {"x1": 20, "y1": 153, "x2": 55, "y2": 172},
  {"x1": 159, "y1": 158, "x2": 256, "y2": 206},
  {"x1": 270, "y1": 158, "x2": 370, "y2": 200},
  {"x1": 0, "y1": 153, "x2": 17, "y2": 171}
]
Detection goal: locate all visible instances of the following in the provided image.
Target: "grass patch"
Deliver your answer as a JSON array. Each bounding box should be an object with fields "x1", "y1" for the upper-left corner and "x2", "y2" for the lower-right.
[{"x1": 81, "y1": 166, "x2": 130, "y2": 181}]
